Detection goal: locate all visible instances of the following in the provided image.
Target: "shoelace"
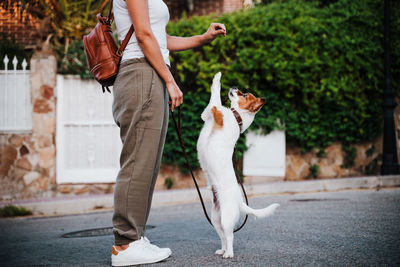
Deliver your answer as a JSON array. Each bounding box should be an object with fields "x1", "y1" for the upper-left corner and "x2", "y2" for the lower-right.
[
  {"x1": 113, "y1": 237, "x2": 165, "y2": 255},
  {"x1": 142, "y1": 237, "x2": 163, "y2": 252}
]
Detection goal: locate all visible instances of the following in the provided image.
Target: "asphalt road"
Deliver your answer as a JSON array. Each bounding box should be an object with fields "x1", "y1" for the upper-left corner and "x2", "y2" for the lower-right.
[{"x1": 0, "y1": 189, "x2": 399, "y2": 266}]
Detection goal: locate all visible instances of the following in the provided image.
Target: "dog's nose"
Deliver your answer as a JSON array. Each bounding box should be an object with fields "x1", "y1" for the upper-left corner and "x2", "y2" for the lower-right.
[{"x1": 231, "y1": 86, "x2": 238, "y2": 90}]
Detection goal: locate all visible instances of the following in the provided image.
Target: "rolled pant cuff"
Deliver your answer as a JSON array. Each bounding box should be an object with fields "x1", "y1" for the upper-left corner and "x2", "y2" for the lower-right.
[{"x1": 114, "y1": 233, "x2": 138, "y2": 246}]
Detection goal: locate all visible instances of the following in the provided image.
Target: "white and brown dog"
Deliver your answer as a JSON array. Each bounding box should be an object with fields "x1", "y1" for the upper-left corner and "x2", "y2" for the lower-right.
[{"x1": 197, "y1": 72, "x2": 279, "y2": 258}]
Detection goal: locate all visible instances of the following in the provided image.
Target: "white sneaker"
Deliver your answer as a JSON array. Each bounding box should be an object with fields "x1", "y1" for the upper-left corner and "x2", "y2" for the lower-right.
[
  {"x1": 111, "y1": 237, "x2": 171, "y2": 266},
  {"x1": 143, "y1": 237, "x2": 172, "y2": 256}
]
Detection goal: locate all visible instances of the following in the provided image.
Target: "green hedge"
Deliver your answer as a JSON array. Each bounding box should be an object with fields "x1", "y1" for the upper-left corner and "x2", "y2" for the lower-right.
[
  {"x1": 0, "y1": 34, "x2": 32, "y2": 70},
  {"x1": 161, "y1": 0, "x2": 399, "y2": 169},
  {"x1": 57, "y1": 0, "x2": 398, "y2": 171},
  {"x1": 56, "y1": 40, "x2": 92, "y2": 78}
]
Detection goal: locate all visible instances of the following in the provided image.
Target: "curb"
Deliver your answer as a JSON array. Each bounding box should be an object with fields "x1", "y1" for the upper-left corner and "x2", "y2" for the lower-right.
[
  {"x1": 152, "y1": 175, "x2": 400, "y2": 205},
  {"x1": 2, "y1": 175, "x2": 400, "y2": 216}
]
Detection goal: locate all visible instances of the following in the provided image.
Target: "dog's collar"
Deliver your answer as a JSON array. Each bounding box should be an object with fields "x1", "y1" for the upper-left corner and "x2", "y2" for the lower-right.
[{"x1": 231, "y1": 107, "x2": 243, "y2": 133}]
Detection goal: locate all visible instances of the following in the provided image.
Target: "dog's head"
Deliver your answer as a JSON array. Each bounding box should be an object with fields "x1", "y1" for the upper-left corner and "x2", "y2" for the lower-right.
[{"x1": 228, "y1": 87, "x2": 266, "y2": 113}]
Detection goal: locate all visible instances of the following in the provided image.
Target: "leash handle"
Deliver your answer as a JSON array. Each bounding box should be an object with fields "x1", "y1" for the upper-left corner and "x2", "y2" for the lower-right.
[{"x1": 170, "y1": 107, "x2": 248, "y2": 232}]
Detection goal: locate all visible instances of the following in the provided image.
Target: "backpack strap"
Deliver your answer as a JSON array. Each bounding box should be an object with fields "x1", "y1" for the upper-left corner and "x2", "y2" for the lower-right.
[
  {"x1": 108, "y1": 0, "x2": 135, "y2": 57},
  {"x1": 107, "y1": 0, "x2": 114, "y2": 23},
  {"x1": 118, "y1": 26, "x2": 134, "y2": 56}
]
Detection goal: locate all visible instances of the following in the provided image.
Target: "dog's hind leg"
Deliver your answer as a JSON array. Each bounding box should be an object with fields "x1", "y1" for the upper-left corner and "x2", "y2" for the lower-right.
[
  {"x1": 211, "y1": 186, "x2": 226, "y2": 255},
  {"x1": 211, "y1": 204, "x2": 226, "y2": 255},
  {"x1": 220, "y1": 208, "x2": 237, "y2": 258},
  {"x1": 221, "y1": 223, "x2": 234, "y2": 258}
]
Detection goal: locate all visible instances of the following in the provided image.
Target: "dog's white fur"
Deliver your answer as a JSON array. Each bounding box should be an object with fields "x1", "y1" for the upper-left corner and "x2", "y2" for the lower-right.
[{"x1": 197, "y1": 72, "x2": 279, "y2": 258}]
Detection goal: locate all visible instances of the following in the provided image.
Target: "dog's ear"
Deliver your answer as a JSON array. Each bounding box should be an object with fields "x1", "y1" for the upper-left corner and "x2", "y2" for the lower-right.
[{"x1": 249, "y1": 98, "x2": 266, "y2": 112}]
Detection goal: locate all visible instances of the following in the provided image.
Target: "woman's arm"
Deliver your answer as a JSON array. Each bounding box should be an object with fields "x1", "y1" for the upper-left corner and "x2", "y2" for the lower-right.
[
  {"x1": 167, "y1": 23, "x2": 226, "y2": 52},
  {"x1": 126, "y1": 0, "x2": 182, "y2": 111}
]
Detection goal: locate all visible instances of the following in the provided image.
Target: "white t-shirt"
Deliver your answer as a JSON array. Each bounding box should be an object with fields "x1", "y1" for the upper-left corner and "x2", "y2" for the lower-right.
[{"x1": 113, "y1": 0, "x2": 170, "y2": 66}]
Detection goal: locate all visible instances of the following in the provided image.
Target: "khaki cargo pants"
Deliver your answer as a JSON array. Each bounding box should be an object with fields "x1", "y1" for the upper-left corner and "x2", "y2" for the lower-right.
[{"x1": 111, "y1": 58, "x2": 169, "y2": 245}]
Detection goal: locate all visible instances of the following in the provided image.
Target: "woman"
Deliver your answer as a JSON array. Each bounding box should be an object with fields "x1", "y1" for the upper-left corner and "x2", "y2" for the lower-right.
[{"x1": 111, "y1": 0, "x2": 226, "y2": 265}]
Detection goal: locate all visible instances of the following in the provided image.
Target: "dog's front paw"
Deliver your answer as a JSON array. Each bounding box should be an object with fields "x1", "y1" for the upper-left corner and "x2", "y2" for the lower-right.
[
  {"x1": 215, "y1": 249, "x2": 225, "y2": 255},
  {"x1": 211, "y1": 72, "x2": 222, "y2": 92},
  {"x1": 213, "y1": 72, "x2": 222, "y2": 83},
  {"x1": 223, "y1": 251, "x2": 234, "y2": 258}
]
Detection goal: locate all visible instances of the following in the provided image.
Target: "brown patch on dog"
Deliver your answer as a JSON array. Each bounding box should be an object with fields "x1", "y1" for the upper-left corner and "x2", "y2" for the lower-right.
[
  {"x1": 211, "y1": 185, "x2": 220, "y2": 211},
  {"x1": 238, "y1": 91, "x2": 266, "y2": 113},
  {"x1": 212, "y1": 106, "x2": 224, "y2": 129}
]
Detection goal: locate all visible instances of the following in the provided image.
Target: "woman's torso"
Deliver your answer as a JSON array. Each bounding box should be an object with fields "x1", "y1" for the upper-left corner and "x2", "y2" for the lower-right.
[{"x1": 113, "y1": 0, "x2": 170, "y2": 65}]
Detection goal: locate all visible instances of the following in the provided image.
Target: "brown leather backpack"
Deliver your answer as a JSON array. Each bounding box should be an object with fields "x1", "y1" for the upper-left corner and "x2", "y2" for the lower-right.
[{"x1": 83, "y1": 0, "x2": 134, "y2": 93}]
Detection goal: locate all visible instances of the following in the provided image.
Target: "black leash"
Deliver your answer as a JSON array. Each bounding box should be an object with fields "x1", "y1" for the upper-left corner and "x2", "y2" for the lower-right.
[{"x1": 170, "y1": 107, "x2": 248, "y2": 233}]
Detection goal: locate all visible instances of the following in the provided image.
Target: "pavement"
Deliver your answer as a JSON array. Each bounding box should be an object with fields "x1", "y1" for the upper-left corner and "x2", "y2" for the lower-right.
[
  {"x1": 1, "y1": 175, "x2": 399, "y2": 216},
  {"x1": 0, "y1": 188, "x2": 399, "y2": 266}
]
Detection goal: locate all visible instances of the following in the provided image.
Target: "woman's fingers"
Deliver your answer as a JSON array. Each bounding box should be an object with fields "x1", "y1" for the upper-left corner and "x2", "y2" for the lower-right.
[
  {"x1": 212, "y1": 23, "x2": 226, "y2": 36},
  {"x1": 166, "y1": 81, "x2": 183, "y2": 112},
  {"x1": 215, "y1": 23, "x2": 226, "y2": 32},
  {"x1": 172, "y1": 95, "x2": 179, "y2": 111},
  {"x1": 202, "y1": 23, "x2": 225, "y2": 43},
  {"x1": 171, "y1": 96, "x2": 177, "y2": 112},
  {"x1": 173, "y1": 90, "x2": 183, "y2": 111},
  {"x1": 178, "y1": 90, "x2": 183, "y2": 106}
]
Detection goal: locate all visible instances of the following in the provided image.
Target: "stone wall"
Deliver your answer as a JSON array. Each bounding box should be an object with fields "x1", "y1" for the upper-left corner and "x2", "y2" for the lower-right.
[
  {"x1": 285, "y1": 139, "x2": 383, "y2": 180},
  {"x1": 0, "y1": 53, "x2": 57, "y2": 200},
  {"x1": 152, "y1": 138, "x2": 384, "y2": 190},
  {"x1": 285, "y1": 98, "x2": 400, "y2": 181},
  {"x1": 0, "y1": 52, "x2": 117, "y2": 202},
  {"x1": 155, "y1": 165, "x2": 208, "y2": 191}
]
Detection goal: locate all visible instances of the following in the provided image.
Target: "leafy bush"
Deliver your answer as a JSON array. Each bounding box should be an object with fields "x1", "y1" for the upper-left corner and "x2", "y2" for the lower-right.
[
  {"x1": 391, "y1": 0, "x2": 400, "y2": 93},
  {"x1": 161, "y1": 0, "x2": 399, "y2": 169},
  {"x1": 364, "y1": 154, "x2": 381, "y2": 175},
  {"x1": 56, "y1": 39, "x2": 91, "y2": 79},
  {"x1": 0, "y1": 34, "x2": 32, "y2": 69},
  {"x1": 50, "y1": 0, "x2": 399, "y2": 172},
  {"x1": 164, "y1": 177, "x2": 174, "y2": 189},
  {"x1": 0, "y1": 205, "x2": 32, "y2": 217},
  {"x1": 309, "y1": 164, "x2": 320, "y2": 179},
  {"x1": 341, "y1": 144, "x2": 357, "y2": 168},
  {"x1": 1, "y1": 0, "x2": 110, "y2": 48}
]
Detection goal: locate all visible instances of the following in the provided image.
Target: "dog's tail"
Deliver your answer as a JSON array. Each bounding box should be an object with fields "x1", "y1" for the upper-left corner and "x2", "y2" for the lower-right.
[{"x1": 239, "y1": 202, "x2": 279, "y2": 219}]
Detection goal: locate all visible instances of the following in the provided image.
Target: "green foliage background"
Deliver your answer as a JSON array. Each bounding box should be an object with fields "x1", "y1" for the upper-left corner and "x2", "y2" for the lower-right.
[
  {"x1": 25, "y1": 0, "x2": 398, "y2": 171},
  {"x1": 161, "y1": 0, "x2": 399, "y2": 169},
  {"x1": 0, "y1": 33, "x2": 32, "y2": 70},
  {"x1": 3, "y1": 0, "x2": 398, "y2": 174},
  {"x1": 56, "y1": 39, "x2": 92, "y2": 78}
]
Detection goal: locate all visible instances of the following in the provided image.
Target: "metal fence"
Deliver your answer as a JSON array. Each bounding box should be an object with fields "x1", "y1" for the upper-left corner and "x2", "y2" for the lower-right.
[{"x1": 0, "y1": 55, "x2": 31, "y2": 132}]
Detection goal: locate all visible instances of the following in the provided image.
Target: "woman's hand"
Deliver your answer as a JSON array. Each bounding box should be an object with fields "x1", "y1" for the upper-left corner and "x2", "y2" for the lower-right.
[
  {"x1": 202, "y1": 23, "x2": 226, "y2": 44},
  {"x1": 166, "y1": 80, "x2": 183, "y2": 112},
  {"x1": 167, "y1": 23, "x2": 226, "y2": 52}
]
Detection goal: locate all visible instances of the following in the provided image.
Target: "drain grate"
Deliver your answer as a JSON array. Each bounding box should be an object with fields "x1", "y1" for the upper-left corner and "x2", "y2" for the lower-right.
[
  {"x1": 62, "y1": 225, "x2": 155, "y2": 238},
  {"x1": 290, "y1": 198, "x2": 347, "y2": 202}
]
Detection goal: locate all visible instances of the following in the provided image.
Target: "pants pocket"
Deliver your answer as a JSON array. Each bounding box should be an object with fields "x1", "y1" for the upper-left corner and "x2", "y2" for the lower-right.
[{"x1": 140, "y1": 69, "x2": 155, "y2": 121}]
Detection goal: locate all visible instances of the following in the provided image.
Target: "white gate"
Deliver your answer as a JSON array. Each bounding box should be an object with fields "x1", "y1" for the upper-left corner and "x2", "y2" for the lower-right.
[
  {"x1": 56, "y1": 75, "x2": 122, "y2": 183},
  {"x1": 0, "y1": 55, "x2": 31, "y2": 132},
  {"x1": 243, "y1": 130, "x2": 286, "y2": 177}
]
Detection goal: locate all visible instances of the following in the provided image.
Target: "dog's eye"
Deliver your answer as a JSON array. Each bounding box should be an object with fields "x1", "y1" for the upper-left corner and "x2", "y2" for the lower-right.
[{"x1": 243, "y1": 93, "x2": 248, "y2": 98}]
